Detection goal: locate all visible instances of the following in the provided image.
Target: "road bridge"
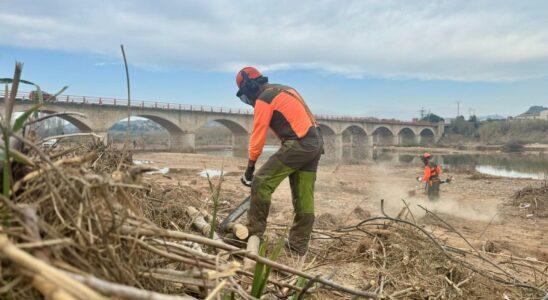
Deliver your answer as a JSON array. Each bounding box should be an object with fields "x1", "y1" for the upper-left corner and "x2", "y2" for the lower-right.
[{"x1": 1, "y1": 92, "x2": 444, "y2": 159}]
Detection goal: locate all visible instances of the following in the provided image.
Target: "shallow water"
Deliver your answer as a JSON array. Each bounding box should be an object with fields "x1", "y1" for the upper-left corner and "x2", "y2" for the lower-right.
[
  {"x1": 196, "y1": 146, "x2": 548, "y2": 180},
  {"x1": 474, "y1": 165, "x2": 545, "y2": 180},
  {"x1": 373, "y1": 152, "x2": 548, "y2": 179}
]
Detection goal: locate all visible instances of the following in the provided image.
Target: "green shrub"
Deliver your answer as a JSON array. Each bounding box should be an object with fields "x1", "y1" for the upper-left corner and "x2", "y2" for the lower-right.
[{"x1": 501, "y1": 141, "x2": 524, "y2": 153}]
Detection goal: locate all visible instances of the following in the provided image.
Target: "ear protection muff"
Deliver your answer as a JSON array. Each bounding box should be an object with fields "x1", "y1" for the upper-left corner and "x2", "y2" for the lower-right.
[
  {"x1": 241, "y1": 71, "x2": 260, "y2": 95},
  {"x1": 237, "y1": 71, "x2": 268, "y2": 98}
]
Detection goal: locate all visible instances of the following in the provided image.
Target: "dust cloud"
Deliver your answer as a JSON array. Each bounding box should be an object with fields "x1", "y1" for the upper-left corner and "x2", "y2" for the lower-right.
[{"x1": 367, "y1": 164, "x2": 499, "y2": 223}]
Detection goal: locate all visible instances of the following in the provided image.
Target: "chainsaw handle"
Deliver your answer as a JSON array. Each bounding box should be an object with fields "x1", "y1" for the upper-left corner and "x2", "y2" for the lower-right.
[{"x1": 240, "y1": 176, "x2": 252, "y2": 187}]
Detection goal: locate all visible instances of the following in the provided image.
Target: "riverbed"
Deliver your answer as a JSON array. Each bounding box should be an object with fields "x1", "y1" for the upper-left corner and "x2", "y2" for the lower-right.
[{"x1": 133, "y1": 150, "x2": 548, "y2": 266}]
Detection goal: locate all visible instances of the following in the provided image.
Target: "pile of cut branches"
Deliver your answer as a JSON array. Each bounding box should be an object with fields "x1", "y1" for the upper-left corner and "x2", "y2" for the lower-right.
[{"x1": 511, "y1": 182, "x2": 548, "y2": 217}]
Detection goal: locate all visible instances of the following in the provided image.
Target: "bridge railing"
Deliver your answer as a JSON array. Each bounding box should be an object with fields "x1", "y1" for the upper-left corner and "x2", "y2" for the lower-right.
[
  {"x1": 13, "y1": 91, "x2": 254, "y2": 115},
  {"x1": 11, "y1": 91, "x2": 437, "y2": 126},
  {"x1": 315, "y1": 114, "x2": 436, "y2": 126}
]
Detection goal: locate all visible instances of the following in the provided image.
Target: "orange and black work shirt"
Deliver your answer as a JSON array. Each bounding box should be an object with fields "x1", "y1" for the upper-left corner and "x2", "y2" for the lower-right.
[
  {"x1": 249, "y1": 84, "x2": 317, "y2": 162},
  {"x1": 422, "y1": 162, "x2": 442, "y2": 183}
]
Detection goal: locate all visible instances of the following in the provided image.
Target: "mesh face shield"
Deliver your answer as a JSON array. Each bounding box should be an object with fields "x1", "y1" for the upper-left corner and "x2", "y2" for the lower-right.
[{"x1": 238, "y1": 93, "x2": 254, "y2": 106}]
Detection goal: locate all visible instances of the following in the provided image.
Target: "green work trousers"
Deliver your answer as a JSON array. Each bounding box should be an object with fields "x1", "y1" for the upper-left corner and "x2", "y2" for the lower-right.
[
  {"x1": 426, "y1": 180, "x2": 440, "y2": 201},
  {"x1": 247, "y1": 131, "x2": 322, "y2": 254}
]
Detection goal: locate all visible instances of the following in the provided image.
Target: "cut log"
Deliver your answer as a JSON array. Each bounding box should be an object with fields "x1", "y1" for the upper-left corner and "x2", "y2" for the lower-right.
[
  {"x1": 199, "y1": 209, "x2": 213, "y2": 223},
  {"x1": 185, "y1": 206, "x2": 219, "y2": 240},
  {"x1": 243, "y1": 235, "x2": 260, "y2": 271},
  {"x1": 226, "y1": 222, "x2": 249, "y2": 240}
]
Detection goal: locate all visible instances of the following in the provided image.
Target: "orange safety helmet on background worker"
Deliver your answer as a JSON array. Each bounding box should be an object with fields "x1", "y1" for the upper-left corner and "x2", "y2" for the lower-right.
[
  {"x1": 416, "y1": 153, "x2": 442, "y2": 200},
  {"x1": 234, "y1": 66, "x2": 323, "y2": 255}
]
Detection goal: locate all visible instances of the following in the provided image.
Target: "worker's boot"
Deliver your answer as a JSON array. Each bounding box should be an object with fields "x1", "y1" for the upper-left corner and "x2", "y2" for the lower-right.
[
  {"x1": 287, "y1": 212, "x2": 315, "y2": 256},
  {"x1": 246, "y1": 197, "x2": 271, "y2": 238}
]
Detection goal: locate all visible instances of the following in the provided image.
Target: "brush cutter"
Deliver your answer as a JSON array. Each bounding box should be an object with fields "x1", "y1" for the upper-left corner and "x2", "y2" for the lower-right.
[{"x1": 407, "y1": 176, "x2": 454, "y2": 197}]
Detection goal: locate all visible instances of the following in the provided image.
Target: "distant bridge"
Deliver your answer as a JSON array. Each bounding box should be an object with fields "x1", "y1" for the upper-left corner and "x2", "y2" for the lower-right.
[{"x1": 1, "y1": 92, "x2": 444, "y2": 159}]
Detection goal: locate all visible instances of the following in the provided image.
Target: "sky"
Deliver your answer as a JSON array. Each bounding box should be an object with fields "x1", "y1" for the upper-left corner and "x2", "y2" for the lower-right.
[{"x1": 1, "y1": 0, "x2": 548, "y2": 120}]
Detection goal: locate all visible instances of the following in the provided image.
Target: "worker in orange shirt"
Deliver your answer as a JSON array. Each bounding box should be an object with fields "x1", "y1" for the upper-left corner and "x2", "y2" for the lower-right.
[
  {"x1": 236, "y1": 67, "x2": 323, "y2": 255},
  {"x1": 417, "y1": 153, "x2": 442, "y2": 200}
]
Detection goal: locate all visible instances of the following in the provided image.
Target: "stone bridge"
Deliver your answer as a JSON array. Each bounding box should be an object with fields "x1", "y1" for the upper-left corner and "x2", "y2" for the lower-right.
[{"x1": 1, "y1": 92, "x2": 444, "y2": 159}]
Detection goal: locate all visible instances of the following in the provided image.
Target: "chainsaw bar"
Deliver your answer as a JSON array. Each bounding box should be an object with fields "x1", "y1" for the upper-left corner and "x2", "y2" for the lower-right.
[{"x1": 219, "y1": 195, "x2": 251, "y2": 233}]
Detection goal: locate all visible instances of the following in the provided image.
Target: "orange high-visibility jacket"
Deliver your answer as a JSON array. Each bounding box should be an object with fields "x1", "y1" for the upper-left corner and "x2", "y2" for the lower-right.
[
  {"x1": 248, "y1": 84, "x2": 316, "y2": 162},
  {"x1": 422, "y1": 162, "x2": 442, "y2": 182}
]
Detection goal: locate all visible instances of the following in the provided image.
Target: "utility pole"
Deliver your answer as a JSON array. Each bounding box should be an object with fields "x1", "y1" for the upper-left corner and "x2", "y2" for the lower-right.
[
  {"x1": 420, "y1": 107, "x2": 426, "y2": 119},
  {"x1": 457, "y1": 101, "x2": 461, "y2": 117}
]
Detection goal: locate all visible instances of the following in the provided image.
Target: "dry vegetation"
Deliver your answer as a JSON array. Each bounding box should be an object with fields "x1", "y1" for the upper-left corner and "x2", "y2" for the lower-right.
[{"x1": 1, "y1": 140, "x2": 546, "y2": 299}]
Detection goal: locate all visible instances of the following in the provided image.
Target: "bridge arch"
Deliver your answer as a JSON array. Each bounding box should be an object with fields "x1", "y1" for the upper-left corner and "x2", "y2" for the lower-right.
[
  {"x1": 318, "y1": 123, "x2": 336, "y2": 159},
  {"x1": 419, "y1": 128, "x2": 436, "y2": 145},
  {"x1": 204, "y1": 119, "x2": 248, "y2": 135},
  {"x1": 195, "y1": 119, "x2": 249, "y2": 157},
  {"x1": 136, "y1": 114, "x2": 185, "y2": 135},
  {"x1": 107, "y1": 114, "x2": 188, "y2": 151},
  {"x1": 372, "y1": 126, "x2": 395, "y2": 146},
  {"x1": 318, "y1": 123, "x2": 335, "y2": 136},
  {"x1": 39, "y1": 110, "x2": 93, "y2": 133},
  {"x1": 397, "y1": 127, "x2": 416, "y2": 146},
  {"x1": 341, "y1": 125, "x2": 367, "y2": 159}
]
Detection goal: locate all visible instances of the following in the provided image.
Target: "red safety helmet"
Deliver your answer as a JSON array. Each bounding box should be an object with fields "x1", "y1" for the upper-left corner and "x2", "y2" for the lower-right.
[
  {"x1": 422, "y1": 153, "x2": 432, "y2": 159},
  {"x1": 236, "y1": 67, "x2": 263, "y2": 89}
]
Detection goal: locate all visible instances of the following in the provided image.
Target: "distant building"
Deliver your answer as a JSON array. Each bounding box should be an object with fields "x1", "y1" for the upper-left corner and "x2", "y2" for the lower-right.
[
  {"x1": 444, "y1": 117, "x2": 455, "y2": 124},
  {"x1": 478, "y1": 115, "x2": 507, "y2": 121},
  {"x1": 515, "y1": 106, "x2": 548, "y2": 120}
]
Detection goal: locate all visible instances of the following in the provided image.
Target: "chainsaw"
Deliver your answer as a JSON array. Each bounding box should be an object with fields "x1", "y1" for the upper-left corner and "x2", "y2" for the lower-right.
[
  {"x1": 218, "y1": 173, "x2": 254, "y2": 233},
  {"x1": 219, "y1": 195, "x2": 251, "y2": 234}
]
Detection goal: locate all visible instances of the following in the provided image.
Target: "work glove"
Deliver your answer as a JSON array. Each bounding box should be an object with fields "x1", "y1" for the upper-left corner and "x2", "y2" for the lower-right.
[{"x1": 240, "y1": 164, "x2": 255, "y2": 187}]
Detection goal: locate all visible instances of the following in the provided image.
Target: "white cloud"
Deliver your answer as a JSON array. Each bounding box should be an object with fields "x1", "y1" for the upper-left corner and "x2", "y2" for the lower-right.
[
  {"x1": 2, "y1": 0, "x2": 548, "y2": 81},
  {"x1": 93, "y1": 61, "x2": 122, "y2": 67}
]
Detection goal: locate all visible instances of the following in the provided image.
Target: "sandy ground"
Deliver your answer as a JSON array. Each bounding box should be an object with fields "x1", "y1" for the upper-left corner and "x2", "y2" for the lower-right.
[{"x1": 133, "y1": 151, "x2": 548, "y2": 265}]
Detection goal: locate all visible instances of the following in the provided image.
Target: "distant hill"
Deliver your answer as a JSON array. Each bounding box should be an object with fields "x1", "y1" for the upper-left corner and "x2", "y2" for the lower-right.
[
  {"x1": 109, "y1": 119, "x2": 166, "y2": 132},
  {"x1": 523, "y1": 106, "x2": 547, "y2": 115},
  {"x1": 516, "y1": 105, "x2": 547, "y2": 118}
]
